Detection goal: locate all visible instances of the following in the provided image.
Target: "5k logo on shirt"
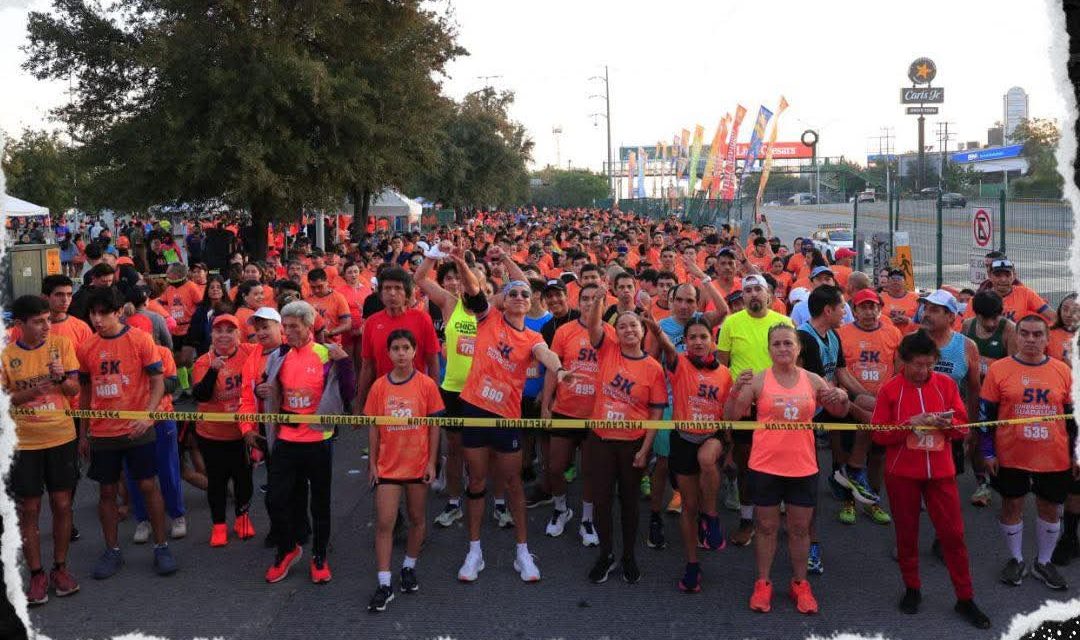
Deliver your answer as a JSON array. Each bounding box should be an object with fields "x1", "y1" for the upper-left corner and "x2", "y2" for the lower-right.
[{"x1": 610, "y1": 374, "x2": 635, "y2": 394}]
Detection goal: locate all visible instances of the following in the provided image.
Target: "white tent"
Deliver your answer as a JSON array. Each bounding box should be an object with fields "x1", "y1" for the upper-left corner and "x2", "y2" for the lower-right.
[
  {"x1": 370, "y1": 190, "x2": 422, "y2": 229},
  {"x1": 2, "y1": 194, "x2": 49, "y2": 218}
]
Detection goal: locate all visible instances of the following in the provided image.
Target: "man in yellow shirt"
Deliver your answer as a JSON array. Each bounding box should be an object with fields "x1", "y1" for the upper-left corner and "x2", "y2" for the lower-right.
[{"x1": 2, "y1": 295, "x2": 82, "y2": 606}]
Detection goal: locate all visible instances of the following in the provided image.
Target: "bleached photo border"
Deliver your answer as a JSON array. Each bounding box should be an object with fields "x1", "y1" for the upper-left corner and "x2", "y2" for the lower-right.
[{"x1": 0, "y1": 0, "x2": 1078, "y2": 639}]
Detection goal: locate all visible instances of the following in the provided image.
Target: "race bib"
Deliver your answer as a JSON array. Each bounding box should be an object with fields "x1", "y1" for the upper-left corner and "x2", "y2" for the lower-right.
[
  {"x1": 457, "y1": 336, "x2": 476, "y2": 357},
  {"x1": 601, "y1": 401, "x2": 626, "y2": 421},
  {"x1": 906, "y1": 430, "x2": 945, "y2": 452},
  {"x1": 572, "y1": 383, "x2": 595, "y2": 397},
  {"x1": 525, "y1": 365, "x2": 540, "y2": 378},
  {"x1": 284, "y1": 389, "x2": 315, "y2": 411},
  {"x1": 1021, "y1": 423, "x2": 1050, "y2": 441},
  {"x1": 478, "y1": 375, "x2": 511, "y2": 405},
  {"x1": 94, "y1": 374, "x2": 122, "y2": 399},
  {"x1": 171, "y1": 306, "x2": 186, "y2": 320}
]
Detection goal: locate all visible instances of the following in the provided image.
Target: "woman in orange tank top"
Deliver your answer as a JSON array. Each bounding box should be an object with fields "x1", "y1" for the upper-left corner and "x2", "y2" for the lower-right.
[{"x1": 724, "y1": 323, "x2": 849, "y2": 615}]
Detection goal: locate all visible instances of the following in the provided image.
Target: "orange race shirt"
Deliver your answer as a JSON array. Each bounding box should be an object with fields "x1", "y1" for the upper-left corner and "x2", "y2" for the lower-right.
[
  {"x1": 837, "y1": 322, "x2": 902, "y2": 394},
  {"x1": 235, "y1": 307, "x2": 257, "y2": 342},
  {"x1": 306, "y1": 290, "x2": 352, "y2": 344},
  {"x1": 550, "y1": 320, "x2": 616, "y2": 418},
  {"x1": 459, "y1": 312, "x2": 543, "y2": 418},
  {"x1": 749, "y1": 368, "x2": 818, "y2": 477},
  {"x1": 77, "y1": 327, "x2": 163, "y2": 438},
  {"x1": 192, "y1": 343, "x2": 257, "y2": 440},
  {"x1": 881, "y1": 291, "x2": 920, "y2": 335},
  {"x1": 163, "y1": 281, "x2": 203, "y2": 336},
  {"x1": 2, "y1": 335, "x2": 79, "y2": 450},
  {"x1": 49, "y1": 315, "x2": 93, "y2": 347},
  {"x1": 669, "y1": 354, "x2": 732, "y2": 423},
  {"x1": 364, "y1": 371, "x2": 445, "y2": 480},
  {"x1": 276, "y1": 341, "x2": 332, "y2": 443},
  {"x1": 982, "y1": 356, "x2": 1073, "y2": 472},
  {"x1": 590, "y1": 337, "x2": 667, "y2": 441},
  {"x1": 1048, "y1": 328, "x2": 1076, "y2": 364}
]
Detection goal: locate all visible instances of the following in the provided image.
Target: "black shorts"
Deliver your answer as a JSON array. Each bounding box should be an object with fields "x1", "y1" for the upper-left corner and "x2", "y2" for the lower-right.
[
  {"x1": 991, "y1": 467, "x2": 1071, "y2": 504},
  {"x1": 88, "y1": 441, "x2": 157, "y2": 484},
  {"x1": 439, "y1": 388, "x2": 463, "y2": 433},
  {"x1": 171, "y1": 332, "x2": 190, "y2": 351},
  {"x1": 7, "y1": 441, "x2": 80, "y2": 498},
  {"x1": 733, "y1": 406, "x2": 756, "y2": 445},
  {"x1": 669, "y1": 432, "x2": 723, "y2": 476},
  {"x1": 548, "y1": 412, "x2": 586, "y2": 442},
  {"x1": 377, "y1": 477, "x2": 424, "y2": 485},
  {"x1": 747, "y1": 470, "x2": 818, "y2": 508},
  {"x1": 460, "y1": 402, "x2": 521, "y2": 454},
  {"x1": 521, "y1": 395, "x2": 541, "y2": 420}
]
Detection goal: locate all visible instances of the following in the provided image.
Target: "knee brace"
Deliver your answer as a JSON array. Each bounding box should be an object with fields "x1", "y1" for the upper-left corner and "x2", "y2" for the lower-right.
[{"x1": 465, "y1": 488, "x2": 486, "y2": 500}]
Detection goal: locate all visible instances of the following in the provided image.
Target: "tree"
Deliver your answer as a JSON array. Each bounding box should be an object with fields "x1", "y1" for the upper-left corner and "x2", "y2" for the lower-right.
[
  {"x1": 2, "y1": 129, "x2": 84, "y2": 217},
  {"x1": 528, "y1": 167, "x2": 608, "y2": 208},
  {"x1": 24, "y1": 0, "x2": 462, "y2": 258},
  {"x1": 1008, "y1": 117, "x2": 1064, "y2": 197}
]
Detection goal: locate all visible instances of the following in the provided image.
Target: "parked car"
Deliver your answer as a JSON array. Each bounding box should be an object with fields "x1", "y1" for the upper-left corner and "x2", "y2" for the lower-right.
[
  {"x1": 809, "y1": 226, "x2": 873, "y2": 264},
  {"x1": 786, "y1": 193, "x2": 817, "y2": 205},
  {"x1": 848, "y1": 190, "x2": 876, "y2": 204},
  {"x1": 917, "y1": 187, "x2": 943, "y2": 199},
  {"x1": 942, "y1": 192, "x2": 967, "y2": 208}
]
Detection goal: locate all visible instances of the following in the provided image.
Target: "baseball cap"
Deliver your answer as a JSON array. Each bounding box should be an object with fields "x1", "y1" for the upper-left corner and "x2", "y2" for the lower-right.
[
  {"x1": 249, "y1": 307, "x2": 282, "y2": 324},
  {"x1": 888, "y1": 268, "x2": 906, "y2": 278},
  {"x1": 834, "y1": 247, "x2": 856, "y2": 260},
  {"x1": 212, "y1": 314, "x2": 242, "y2": 329},
  {"x1": 990, "y1": 259, "x2": 1014, "y2": 272},
  {"x1": 852, "y1": 289, "x2": 882, "y2": 307},
  {"x1": 810, "y1": 266, "x2": 834, "y2": 280},
  {"x1": 918, "y1": 289, "x2": 959, "y2": 314},
  {"x1": 789, "y1": 287, "x2": 810, "y2": 305},
  {"x1": 542, "y1": 280, "x2": 567, "y2": 295},
  {"x1": 742, "y1": 274, "x2": 769, "y2": 291}
]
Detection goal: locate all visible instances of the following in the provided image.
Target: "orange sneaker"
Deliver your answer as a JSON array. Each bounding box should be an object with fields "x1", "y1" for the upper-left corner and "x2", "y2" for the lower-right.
[
  {"x1": 234, "y1": 513, "x2": 256, "y2": 540},
  {"x1": 310, "y1": 557, "x2": 332, "y2": 584},
  {"x1": 749, "y1": 579, "x2": 772, "y2": 612},
  {"x1": 265, "y1": 545, "x2": 302, "y2": 583},
  {"x1": 210, "y1": 524, "x2": 228, "y2": 547},
  {"x1": 790, "y1": 579, "x2": 819, "y2": 614}
]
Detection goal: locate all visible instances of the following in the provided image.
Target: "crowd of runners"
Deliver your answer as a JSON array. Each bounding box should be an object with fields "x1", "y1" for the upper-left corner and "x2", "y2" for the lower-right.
[{"x1": 3, "y1": 207, "x2": 1077, "y2": 628}]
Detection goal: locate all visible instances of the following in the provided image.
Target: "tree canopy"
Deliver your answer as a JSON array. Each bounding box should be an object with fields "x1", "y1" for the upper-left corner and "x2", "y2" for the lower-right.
[
  {"x1": 1008, "y1": 117, "x2": 1064, "y2": 197},
  {"x1": 528, "y1": 167, "x2": 609, "y2": 208},
  {"x1": 2, "y1": 129, "x2": 85, "y2": 215}
]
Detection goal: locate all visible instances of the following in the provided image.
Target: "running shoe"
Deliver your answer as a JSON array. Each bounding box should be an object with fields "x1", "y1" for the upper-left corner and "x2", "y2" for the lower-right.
[
  {"x1": 1031, "y1": 561, "x2": 1068, "y2": 590},
  {"x1": 49, "y1": 566, "x2": 79, "y2": 597},
  {"x1": 588, "y1": 553, "x2": 616, "y2": 584},
  {"x1": 70, "y1": 526, "x2": 80, "y2": 542},
  {"x1": 457, "y1": 552, "x2": 485, "y2": 582},
  {"x1": 955, "y1": 599, "x2": 992, "y2": 629},
  {"x1": 666, "y1": 491, "x2": 682, "y2": 514},
  {"x1": 790, "y1": 579, "x2": 819, "y2": 614},
  {"x1": 749, "y1": 579, "x2": 772, "y2": 612},
  {"x1": 153, "y1": 545, "x2": 178, "y2": 576},
  {"x1": 579, "y1": 521, "x2": 600, "y2": 547},
  {"x1": 698, "y1": 514, "x2": 725, "y2": 551},
  {"x1": 622, "y1": 556, "x2": 641, "y2": 584},
  {"x1": 493, "y1": 503, "x2": 515, "y2": 528},
  {"x1": 26, "y1": 572, "x2": 48, "y2": 606},
  {"x1": 170, "y1": 516, "x2": 188, "y2": 539},
  {"x1": 265, "y1": 545, "x2": 302, "y2": 583},
  {"x1": 210, "y1": 524, "x2": 228, "y2": 547},
  {"x1": 807, "y1": 543, "x2": 824, "y2": 575},
  {"x1": 838, "y1": 500, "x2": 856, "y2": 525},
  {"x1": 723, "y1": 479, "x2": 741, "y2": 511},
  {"x1": 999, "y1": 558, "x2": 1026, "y2": 586},
  {"x1": 899, "y1": 587, "x2": 921, "y2": 614},
  {"x1": 91, "y1": 548, "x2": 123, "y2": 580},
  {"x1": 368, "y1": 585, "x2": 395, "y2": 612},
  {"x1": 731, "y1": 519, "x2": 755, "y2": 547},
  {"x1": 563, "y1": 463, "x2": 578, "y2": 484},
  {"x1": 678, "y1": 563, "x2": 701, "y2": 593},
  {"x1": 970, "y1": 482, "x2": 992, "y2": 508},
  {"x1": 434, "y1": 502, "x2": 463, "y2": 528},
  {"x1": 525, "y1": 487, "x2": 553, "y2": 509},
  {"x1": 545, "y1": 508, "x2": 573, "y2": 537},
  {"x1": 310, "y1": 557, "x2": 332, "y2": 584},
  {"x1": 133, "y1": 520, "x2": 151, "y2": 544},
  {"x1": 234, "y1": 513, "x2": 256, "y2": 540},
  {"x1": 647, "y1": 514, "x2": 666, "y2": 549},
  {"x1": 827, "y1": 473, "x2": 851, "y2": 501},
  {"x1": 864, "y1": 503, "x2": 892, "y2": 525},
  {"x1": 1052, "y1": 533, "x2": 1079, "y2": 566},
  {"x1": 400, "y1": 567, "x2": 419, "y2": 593},
  {"x1": 833, "y1": 467, "x2": 880, "y2": 505},
  {"x1": 514, "y1": 552, "x2": 541, "y2": 582},
  {"x1": 639, "y1": 475, "x2": 651, "y2": 500}
]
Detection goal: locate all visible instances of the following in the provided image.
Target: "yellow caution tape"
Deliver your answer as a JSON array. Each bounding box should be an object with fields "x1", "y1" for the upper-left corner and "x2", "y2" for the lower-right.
[{"x1": 7, "y1": 408, "x2": 1074, "y2": 432}]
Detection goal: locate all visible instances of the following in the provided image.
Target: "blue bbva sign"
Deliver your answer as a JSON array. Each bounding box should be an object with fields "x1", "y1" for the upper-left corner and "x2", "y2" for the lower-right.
[{"x1": 951, "y1": 145, "x2": 1023, "y2": 164}]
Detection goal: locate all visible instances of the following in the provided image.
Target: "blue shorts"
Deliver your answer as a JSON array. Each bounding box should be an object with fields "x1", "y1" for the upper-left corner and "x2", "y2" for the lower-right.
[
  {"x1": 88, "y1": 440, "x2": 157, "y2": 484},
  {"x1": 460, "y1": 402, "x2": 522, "y2": 453}
]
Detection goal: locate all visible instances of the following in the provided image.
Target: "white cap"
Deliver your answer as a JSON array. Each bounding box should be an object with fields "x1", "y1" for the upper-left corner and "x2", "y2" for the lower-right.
[
  {"x1": 788, "y1": 287, "x2": 810, "y2": 305},
  {"x1": 742, "y1": 274, "x2": 769, "y2": 291},
  {"x1": 249, "y1": 307, "x2": 282, "y2": 324}
]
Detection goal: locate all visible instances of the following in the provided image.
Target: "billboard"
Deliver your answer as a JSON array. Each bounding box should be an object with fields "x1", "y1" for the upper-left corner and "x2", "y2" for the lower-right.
[
  {"x1": 900, "y1": 87, "x2": 945, "y2": 104},
  {"x1": 951, "y1": 144, "x2": 1023, "y2": 164}
]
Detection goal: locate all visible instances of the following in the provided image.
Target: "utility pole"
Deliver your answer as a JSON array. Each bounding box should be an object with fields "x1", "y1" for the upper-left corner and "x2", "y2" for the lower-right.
[
  {"x1": 552, "y1": 125, "x2": 563, "y2": 168},
  {"x1": 934, "y1": 121, "x2": 955, "y2": 188},
  {"x1": 589, "y1": 66, "x2": 613, "y2": 198}
]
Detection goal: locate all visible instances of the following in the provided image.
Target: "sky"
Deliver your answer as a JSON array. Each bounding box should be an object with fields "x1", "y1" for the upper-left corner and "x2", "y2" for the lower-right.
[{"x1": 0, "y1": 0, "x2": 1072, "y2": 173}]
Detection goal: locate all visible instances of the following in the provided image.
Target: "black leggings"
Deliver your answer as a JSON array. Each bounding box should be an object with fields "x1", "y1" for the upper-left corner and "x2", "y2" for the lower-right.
[
  {"x1": 586, "y1": 433, "x2": 644, "y2": 560},
  {"x1": 267, "y1": 439, "x2": 333, "y2": 558},
  {"x1": 197, "y1": 435, "x2": 253, "y2": 524}
]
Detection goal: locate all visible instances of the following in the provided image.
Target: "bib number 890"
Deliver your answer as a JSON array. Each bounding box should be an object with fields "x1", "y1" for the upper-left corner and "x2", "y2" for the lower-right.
[{"x1": 481, "y1": 386, "x2": 504, "y2": 403}]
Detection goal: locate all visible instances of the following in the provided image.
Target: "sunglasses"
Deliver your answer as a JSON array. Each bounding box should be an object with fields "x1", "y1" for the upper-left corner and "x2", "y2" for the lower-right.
[{"x1": 506, "y1": 290, "x2": 531, "y2": 299}]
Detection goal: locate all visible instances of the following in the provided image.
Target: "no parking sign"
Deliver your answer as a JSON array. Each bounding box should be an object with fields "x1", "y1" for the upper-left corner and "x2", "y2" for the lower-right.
[{"x1": 969, "y1": 208, "x2": 994, "y2": 283}]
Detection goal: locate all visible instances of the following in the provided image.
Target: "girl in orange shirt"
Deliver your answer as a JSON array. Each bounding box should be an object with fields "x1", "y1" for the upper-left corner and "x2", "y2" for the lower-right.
[
  {"x1": 1047, "y1": 293, "x2": 1077, "y2": 364},
  {"x1": 724, "y1": 323, "x2": 849, "y2": 615},
  {"x1": 364, "y1": 329, "x2": 444, "y2": 612}
]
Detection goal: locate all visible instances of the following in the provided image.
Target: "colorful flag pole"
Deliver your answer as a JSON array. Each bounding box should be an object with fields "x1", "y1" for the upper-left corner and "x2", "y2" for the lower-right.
[
  {"x1": 627, "y1": 151, "x2": 636, "y2": 200},
  {"x1": 719, "y1": 105, "x2": 748, "y2": 201},
  {"x1": 755, "y1": 96, "x2": 791, "y2": 218},
  {"x1": 687, "y1": 125, "x2": 705, "y2": 194},
  {"x1": 701, "y1": 116, "x2": 729, "y2": 197},
  {"x1": 742, "y1": 105, "x2": 775, "y2": 169},
  {"x1": 636, "y1": 147, "x2": 647, "y2": 198}
]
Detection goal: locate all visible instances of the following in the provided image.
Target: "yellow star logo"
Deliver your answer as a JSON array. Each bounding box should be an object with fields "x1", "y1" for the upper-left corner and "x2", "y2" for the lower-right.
[{"x1": 916, "y1": 63, "x2": 931, "y2": 79}]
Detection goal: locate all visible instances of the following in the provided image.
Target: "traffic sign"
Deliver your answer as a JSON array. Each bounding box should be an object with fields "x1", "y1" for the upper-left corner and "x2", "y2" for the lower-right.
[{"x1": 971, "y1": 208, "x2": 994, "y2": 249}]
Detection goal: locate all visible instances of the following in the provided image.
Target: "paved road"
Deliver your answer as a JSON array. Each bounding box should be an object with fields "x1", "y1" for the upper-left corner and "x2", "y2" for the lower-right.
[
  {"x1": 759, "y1": 201, "x2": 1076, "y2": 306},
  {"x1": 24, "y1": 423, "x2": 1080, "y2": 640}
]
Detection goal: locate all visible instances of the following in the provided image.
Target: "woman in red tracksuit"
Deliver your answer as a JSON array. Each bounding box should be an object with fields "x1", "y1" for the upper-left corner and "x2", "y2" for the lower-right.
[{"x1": 871, "y1": 330, "x2": 990, "y2": 629}]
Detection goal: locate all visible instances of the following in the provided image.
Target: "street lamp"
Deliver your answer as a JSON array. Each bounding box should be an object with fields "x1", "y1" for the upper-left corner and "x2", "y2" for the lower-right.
[{"x1": 588, "y1": 66, "x2": 613, "y2": 198}]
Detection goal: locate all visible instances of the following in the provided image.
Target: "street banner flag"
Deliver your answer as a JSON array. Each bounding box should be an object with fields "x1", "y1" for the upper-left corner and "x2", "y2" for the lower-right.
[
  {"x1": 700, "y1": 116, "x2": 729, "y2": 196},
  {"x1": 636, "y1": 147, "x2": 647, "y2": 198},
  {"x1": 687, "y1": 125, "x2": 705, "y2": 193},
  {"x1": 742, "y1": 105, "x2": 775, "y2": 170},
  {"x1": 755, "y1": 96, "x2": 791, "y2": 214},
  {"x1": 627, "y1": 150, "x2": 636, "y2": 199},
  {"x1": 677, "y1": 128, "x2": 690, "y2": 180},
  {"x1": 719, "y1": 105, "x2": 748, "y2": 201}
]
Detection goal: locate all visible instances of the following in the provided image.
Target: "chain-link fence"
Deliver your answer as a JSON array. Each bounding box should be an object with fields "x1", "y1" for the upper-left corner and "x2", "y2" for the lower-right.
[{"x1": 598, "y1": 196, "x2": 753, "y2": 228}]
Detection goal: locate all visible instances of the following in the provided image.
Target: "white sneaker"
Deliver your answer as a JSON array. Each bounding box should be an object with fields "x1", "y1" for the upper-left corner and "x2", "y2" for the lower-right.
[
  {"x1": 514, "y1": 552, "x2": 541, "y2": 582},
  {"x1": 579, "y1": 520, "x2": 600, "y2": 547},
  {"x1": 133, "y1": 520, "x2": 151, "y2": 544},
  {"x1": 435, "y1": 503, "x2": 463, "y2": 528},
  {"x1": 170, "y1": 516, "x2": 187, "y2": 539},
  {"x1": 493, "y1": 504, "x2": 515, "y2": 529},
  {"x1": 457, "y1": 553, "x2": 485, "y2": 582},
  {"x1": 545, "y1": 508, "x2": 573, "y2": 537}
]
